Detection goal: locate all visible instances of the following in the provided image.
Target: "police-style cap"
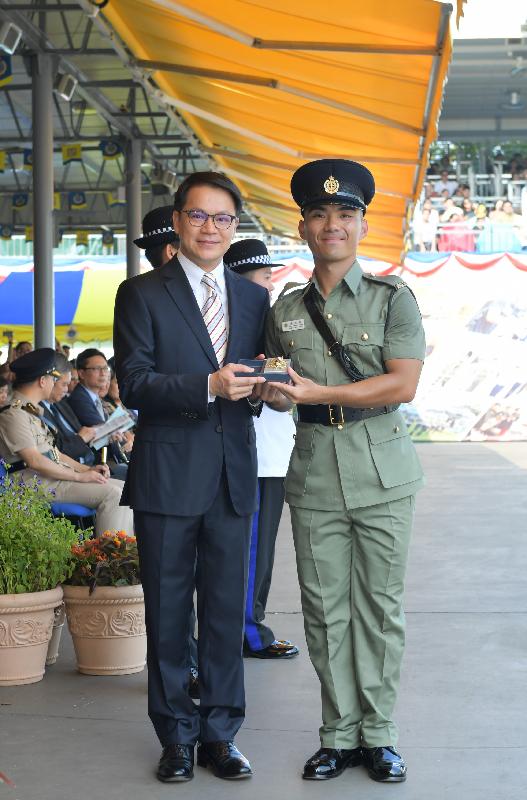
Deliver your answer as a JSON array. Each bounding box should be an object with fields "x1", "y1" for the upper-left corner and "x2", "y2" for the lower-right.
[
  {"x1": 133, "y1": 205, "x2": 178, "y2": 249},
  {"x1": 224, "y1": 239, "x2": 283, "y2": 274},
  {"x1": 291, "y1": 159, "x2": 375, "y2": 213},
  {"x1": 10, "y1": 348, "x2": 61, "y2": 384}
]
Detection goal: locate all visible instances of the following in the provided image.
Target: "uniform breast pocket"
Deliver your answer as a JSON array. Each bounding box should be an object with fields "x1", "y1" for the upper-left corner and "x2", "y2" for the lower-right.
[
  {"x1": 342, "y1": 323, "x2": 385, "y2": 375},
  {"x1": 279, "y1": 330, "x2": 314, "y2": 377},
  {"x1": 364, "y1": 412, "x2": 423, "y2": 489}
]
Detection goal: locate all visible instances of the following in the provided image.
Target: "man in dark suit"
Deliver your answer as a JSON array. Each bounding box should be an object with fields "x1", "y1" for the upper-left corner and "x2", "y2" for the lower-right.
[
  {"x1": 67, "y1": 348, "x2": 127, "y2": 479},
  {"x1": 114, "y1": 171, "x2": 285, "y2": 783},
  {"x1": 40, "y1": 353, "x2": 97, "y2": 465}
]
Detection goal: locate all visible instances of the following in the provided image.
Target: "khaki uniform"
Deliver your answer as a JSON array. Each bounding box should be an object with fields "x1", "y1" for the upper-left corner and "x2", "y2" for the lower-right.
[
  {"x1": 266, "y1": 261, "x2": 425, "y2": 749},
  {"x1": 0, "y1": 392, "x2": 133, "y2": 537}
]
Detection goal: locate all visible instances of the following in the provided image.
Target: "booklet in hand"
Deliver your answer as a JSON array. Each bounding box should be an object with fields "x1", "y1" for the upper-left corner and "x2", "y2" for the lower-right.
[{"x1": 235, "y1": 357, "x2": 292, "y2": 383}]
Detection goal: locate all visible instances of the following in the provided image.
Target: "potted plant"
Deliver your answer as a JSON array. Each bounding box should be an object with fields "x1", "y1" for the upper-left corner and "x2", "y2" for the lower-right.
[
  {"x1": 63, "y1": 530, "x2": 146, "y2": 675},
  {"x1": 0, "y1": 464, "x2": 80, "y2": 685}
]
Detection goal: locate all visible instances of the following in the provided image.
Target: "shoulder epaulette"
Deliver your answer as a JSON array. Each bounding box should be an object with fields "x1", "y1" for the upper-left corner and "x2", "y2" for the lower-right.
[
  {"x1": 0, "y1": 404, "x2": 11, "y2": 413},
  {"x1": 278, "y1": 280, "x2": 310, "y2": 300},
  {"x1": 21, "y1": 402, "x2": 41, "y2": 418},
  {"x1": 363, "y1": 273, "x2": 408, "y2": 291}
]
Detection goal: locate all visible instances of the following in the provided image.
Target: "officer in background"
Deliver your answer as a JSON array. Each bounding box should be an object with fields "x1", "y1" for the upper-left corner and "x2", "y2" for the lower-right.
[
  {"x1": 133, "y1": 203, "x2": 198, "y2": 699},
  {"x1": 224, "y1": 239, "x2": 298, "y2": 660},
  {"x1": 133, "y1": 205, "x2": 179, "y2": 268},
  {"x1": 0, "y1": 348, "x2": 133, "y2": 537},
  {"x1": 266, "y1": 160, "x2": 425, "y2": 783}
]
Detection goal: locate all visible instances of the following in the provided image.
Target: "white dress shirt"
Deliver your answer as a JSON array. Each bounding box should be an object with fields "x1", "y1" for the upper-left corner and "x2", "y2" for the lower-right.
[{"x1": 177, "y1": 251, "x2": 229, "y2": 401}]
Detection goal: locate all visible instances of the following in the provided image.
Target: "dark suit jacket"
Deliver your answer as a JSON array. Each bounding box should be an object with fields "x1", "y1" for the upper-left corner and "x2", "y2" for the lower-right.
[
  {"x1": 40, "y1": 399, "x2": 95, "y2": 465},
  {"x1": 113, "y1": 255, "x2": 269, "y2": 517},
  {"x1": 67, "y1": 383, "x2": 105, "y2": 427}
]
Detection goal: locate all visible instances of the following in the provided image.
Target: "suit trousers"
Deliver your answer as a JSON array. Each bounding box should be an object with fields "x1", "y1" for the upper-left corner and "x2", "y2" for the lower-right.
[
  {"x1": 135, "y1": 474, "x2": 252, "y2": 747},
  {"x1": 290, "y1": 495, "x2": 415, "y2": 749},
  {"x1": 244, "y1": 477, "x2": 285, "y2": 651}
]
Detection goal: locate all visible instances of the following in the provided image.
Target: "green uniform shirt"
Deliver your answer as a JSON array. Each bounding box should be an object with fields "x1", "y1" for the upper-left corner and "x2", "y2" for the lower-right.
[{"x1": 265, "y1": 260, "x2": 426, "y2": 511}]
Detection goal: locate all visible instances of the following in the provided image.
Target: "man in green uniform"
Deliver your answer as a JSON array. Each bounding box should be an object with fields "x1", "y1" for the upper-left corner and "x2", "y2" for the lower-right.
[{"x1": 266, "y1": 159, "x2": 425, "y2": 783}]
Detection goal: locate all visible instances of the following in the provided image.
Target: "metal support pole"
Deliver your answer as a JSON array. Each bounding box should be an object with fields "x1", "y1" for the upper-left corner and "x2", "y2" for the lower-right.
[
  {"x1": 32, "y1": 53, "x2": 55, "y2": 349},
  {"x1": 125, "y1": 138, "x2": 142, "y2": 278}
]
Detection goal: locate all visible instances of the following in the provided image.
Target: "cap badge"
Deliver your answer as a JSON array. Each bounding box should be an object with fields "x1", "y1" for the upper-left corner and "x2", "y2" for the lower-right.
[{"x1": 323, "y1": 175, "x2": 339, "y2": 195}]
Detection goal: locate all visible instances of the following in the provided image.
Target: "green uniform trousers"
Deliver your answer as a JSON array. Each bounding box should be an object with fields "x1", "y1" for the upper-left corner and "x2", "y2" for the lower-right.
[{"x1": 290, "y1": 495, "x2": 415, "y2": 749}]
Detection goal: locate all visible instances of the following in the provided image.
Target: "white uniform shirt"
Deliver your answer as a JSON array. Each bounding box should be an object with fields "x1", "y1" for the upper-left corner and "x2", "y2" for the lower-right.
[
  {"x1": 255, "y1": 404, "x2": 296, "y2": 478},
  {"x1": 177, "y1": 251, "x2": 229, "y2": 401}
]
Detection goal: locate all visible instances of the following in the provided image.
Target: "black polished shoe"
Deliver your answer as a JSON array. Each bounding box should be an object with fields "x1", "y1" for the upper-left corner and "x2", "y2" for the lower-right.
[
  {"x1": 302, "y1": 747, "x2": 362, "y2": 780},
  {"x1": 197, "y1": 741, "x2": 252, "y2": 780},
  {"x1": 188, "y1": 667, "x2": 199, "y2": 699},
  {"x1": 362, "y1": 746, "x2": 407, "y2": 782},
  {"x1": 244, "y1": 639, "x2": 299, "y2": 659},
  {"x1": 156, "y1": 744, "x2": 194, "y2": 783}
]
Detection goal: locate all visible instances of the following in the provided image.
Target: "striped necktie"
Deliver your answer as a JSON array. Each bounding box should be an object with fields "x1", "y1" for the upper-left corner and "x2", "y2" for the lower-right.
[{"x1": 201, "y1": 274, "x2": 227, "y2": 367}]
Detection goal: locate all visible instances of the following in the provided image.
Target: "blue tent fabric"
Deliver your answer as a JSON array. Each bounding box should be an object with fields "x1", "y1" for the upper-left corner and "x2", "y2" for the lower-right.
[{"x1": 0, "y1": 271, "x2": 84, "y2": 324}]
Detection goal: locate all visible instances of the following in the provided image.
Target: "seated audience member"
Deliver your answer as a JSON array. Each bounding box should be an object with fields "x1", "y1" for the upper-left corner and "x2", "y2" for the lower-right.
[
  {"x1": 98, "y1": 370, "x2": 134, "y2": 457},
  {"x1": 68, "y1": 364, "x2": 79, "y2": 394},
  {"x1": 439, "y1": 197, "x2": 458, "y2": 222},
  {"x1": 489, "y1": 199, "x2": 505, "y2": 221},
  {"x1": 499, "y1": 200, "x2": 522, "y2": 229},
  {"x1": 414, "y1": 206, "x2": 438, "y2": 252},
  {"x1": 67, "y1": 348, "x2": 128, "y2": 479},
  {"x1": 40, "y1": 352, "x2": 97, "y2": 465},
  {"x1": 6, "y1": 340, "x2": 32, "y2": 365},
  {"x1": 434, "y1": 169, "x2": 458, "y2": 197},
  {"x1": 438, "y1": 207, "x2": 475, "y2": 252},
  {"x1": 462, "y1": 197, "x2": 475, "y2": 219},
  {"x1": 0, "y1": 348, "x2": 133, "y2": 537},
  {"x1": 0, "y1": 376, "x2": 10, "y2": 407}
]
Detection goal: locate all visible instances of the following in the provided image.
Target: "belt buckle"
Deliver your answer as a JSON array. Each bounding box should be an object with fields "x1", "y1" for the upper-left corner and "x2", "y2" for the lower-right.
[{"x1": 328, "y1": 404, "x2": 344, "y2": 426}]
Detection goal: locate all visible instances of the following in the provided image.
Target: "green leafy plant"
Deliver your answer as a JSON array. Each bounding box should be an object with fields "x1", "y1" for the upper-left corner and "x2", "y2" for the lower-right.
[
  {"x1": 67, "y1": 530, "x2": 140, "y2": 594},
  {"x1": 0, "y1": 465, "x2": 82, "y2": 594}
]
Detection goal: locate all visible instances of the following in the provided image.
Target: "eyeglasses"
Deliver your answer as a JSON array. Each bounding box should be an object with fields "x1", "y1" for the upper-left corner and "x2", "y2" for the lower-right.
[
  {"x1": 83, "y1": 366, "x2": 110, "y2": 373},
  {"x1": 180, "y1": 209, "x2": 237, "y2": 230}
]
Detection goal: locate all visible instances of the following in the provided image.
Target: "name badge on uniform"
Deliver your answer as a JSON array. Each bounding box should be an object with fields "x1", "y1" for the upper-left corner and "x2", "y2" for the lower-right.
[{"x1": 282, "y1": 319, "x2": 305, "y2": 332}]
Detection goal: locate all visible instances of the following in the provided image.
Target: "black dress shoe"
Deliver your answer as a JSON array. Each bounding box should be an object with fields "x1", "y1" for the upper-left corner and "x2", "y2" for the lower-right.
[
  {"x1": 197, "y1": 741, "x2": 252, "y2": 780},
  {"x1": 302, "y1": 747, "x2": 362, "y2": 780},
  {"x1": 362, "y1": 746, "x2": 407, "y2": 782},
  {"x1": 188, "y1": 667, "x2": 199, "y2": 699},
  {"x1": 156, "y1": 744, "x2": 194, "y2": 782},
  {"x1": 244, "y1": 639, "x2": 299, "y2": 659}
]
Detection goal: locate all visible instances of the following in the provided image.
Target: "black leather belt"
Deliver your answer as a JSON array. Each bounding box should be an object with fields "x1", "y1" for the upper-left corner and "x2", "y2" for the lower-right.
[{"x1": 297, "y1": 404, "x2": 388, "y2": 426}]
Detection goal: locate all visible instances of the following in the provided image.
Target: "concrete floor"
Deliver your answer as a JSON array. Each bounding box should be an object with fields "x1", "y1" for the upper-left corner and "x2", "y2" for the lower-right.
[{"x1": 1, "y1": 442, "x2": 526, "y2": 800}]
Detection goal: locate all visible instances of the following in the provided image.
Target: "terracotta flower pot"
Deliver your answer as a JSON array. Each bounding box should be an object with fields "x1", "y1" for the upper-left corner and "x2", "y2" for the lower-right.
[
  {"x1": 0, "y1": 586, "x2": 63, "y2": 686},
  {"x1": 63, "y1": 584, "x2": 146, "y2": 675}
]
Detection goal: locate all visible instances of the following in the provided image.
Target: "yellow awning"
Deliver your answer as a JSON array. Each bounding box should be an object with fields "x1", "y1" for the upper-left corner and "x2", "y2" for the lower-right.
[{"x1": 105, "y1": 0, "x2": 456, "y2": 262}]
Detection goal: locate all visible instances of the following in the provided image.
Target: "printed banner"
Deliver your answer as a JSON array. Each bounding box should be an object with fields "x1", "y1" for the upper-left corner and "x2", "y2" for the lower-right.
[
  {"x1": 107, "y1": 187, "x2": 125, "y2": 207},
  {"x1": 101, "y1": 229, "x2": 114, "y2": 246},
  {"x1": 76, "y1": 230, "x2": 89, "y2": 247},
  {"x1": 25, "y1": 226, "x2": 33, "y2": 242},
  {"x1": 0, "y1": 151, "x2": 5, "y2": 173},
  {"x1": 23, "y1": 149, "x2": 32, "y2": 171},
  {"x1": 99, "y1": 139, "x2": 123, "y2": 160},
  {"x1": 68, "y1": 191, "x2": 87, "y2": 210},
  {"x1": 12, "y1": 192, "x2": 28, "y2": 209},
  {"x1": 400, "y1": 253, "x2": 527, "y2": 441},
  {"x1": 0, "y1": 224, "x2": 13, "y2": 240},
  {"x1": 0, "y1": 54, "x2": 12, "y2": 87},
  {"x1": 54, "y1": 192, "x2": 62, "y2": 211},
  {"x1": 61, "y1": 143, "x2": 82, "y2": 165}
]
